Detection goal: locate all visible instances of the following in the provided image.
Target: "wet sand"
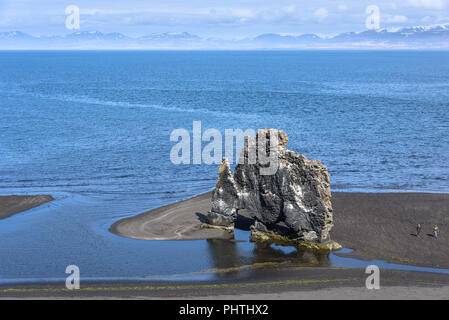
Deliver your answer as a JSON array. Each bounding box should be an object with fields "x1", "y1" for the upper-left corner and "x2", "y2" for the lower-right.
[
  {"x1": 110, "y1": 192, "x2": 449, "y2": 269},
  {"x1": 110, "y1": 193, "x2": 234, "y2": 241},
  {"x1": 0, "y1": 195, "x2": 54, "y2": 220}
]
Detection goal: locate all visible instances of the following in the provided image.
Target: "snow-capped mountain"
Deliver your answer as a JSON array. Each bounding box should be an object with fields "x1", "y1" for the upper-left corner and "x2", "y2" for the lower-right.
[
  {"x1": 66, "y1": 31, "x2": 131, "y2": 40},
  {"x1": 1, "y1": 24, "x2": 449, "y2": 49},
  {"x1": 0, "y1": 31, "x2": 34, "y2": 40},
  {"x1": 331, "y1": 23, "x2": 449, "y2": 43},
  {"x1": 138, "y1": 32, "x2": 200, "y2": 41}
]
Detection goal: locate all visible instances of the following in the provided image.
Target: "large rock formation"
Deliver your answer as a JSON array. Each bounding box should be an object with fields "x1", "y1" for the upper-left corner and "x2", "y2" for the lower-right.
[{"x1": 206, "y1": 129, "x2": 340, "y2": 251}]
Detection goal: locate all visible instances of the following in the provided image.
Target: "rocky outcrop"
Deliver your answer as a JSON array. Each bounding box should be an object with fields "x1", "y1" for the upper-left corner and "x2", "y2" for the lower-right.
[
  {"x1": 207, "y1": 158, "x2": 238, "y2": 227},
  {"x1": 206, "y1": 129, "x2": 340, "y2": 251}
]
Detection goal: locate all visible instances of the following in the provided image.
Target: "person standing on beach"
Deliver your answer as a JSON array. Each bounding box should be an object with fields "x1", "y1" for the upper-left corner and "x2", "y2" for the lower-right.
[
  {"x1": 416, "y1": 223, "x2": 422, "y2": 237},
  {"x1": 433, "y1": 225, "x2": 439, "y2": 239}
]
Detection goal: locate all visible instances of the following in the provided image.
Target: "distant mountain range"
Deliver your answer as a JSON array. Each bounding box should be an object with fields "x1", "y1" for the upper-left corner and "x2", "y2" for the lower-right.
[{"x1": 1, "y1": 24, "x2": 449, "y2": 49}]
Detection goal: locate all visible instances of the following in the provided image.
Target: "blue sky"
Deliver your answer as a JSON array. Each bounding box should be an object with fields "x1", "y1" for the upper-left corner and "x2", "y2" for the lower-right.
[{"x1": 1, "y1": 0, "x2": 449, "y2": 38}]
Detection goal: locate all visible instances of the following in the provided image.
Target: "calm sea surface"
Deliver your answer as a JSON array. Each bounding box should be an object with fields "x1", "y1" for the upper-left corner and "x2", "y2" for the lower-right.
[{"x1": 0, "y1": 51, "x2": 448, "y2": 282}]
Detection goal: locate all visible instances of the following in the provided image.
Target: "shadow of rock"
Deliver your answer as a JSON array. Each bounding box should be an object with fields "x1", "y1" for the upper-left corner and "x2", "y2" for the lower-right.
[{"x1": 195, "y1": 212, "x2": 208, "y2": 223}]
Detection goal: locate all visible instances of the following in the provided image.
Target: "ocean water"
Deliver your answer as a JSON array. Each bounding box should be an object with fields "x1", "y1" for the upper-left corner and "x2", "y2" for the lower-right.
[{"x1": 0, "y1": 50, "x2": 449, "y2": 282}]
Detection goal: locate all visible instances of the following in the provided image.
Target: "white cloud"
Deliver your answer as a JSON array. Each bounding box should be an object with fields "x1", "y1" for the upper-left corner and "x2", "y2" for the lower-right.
[
  {"x1": 212, "y1": 8, "x2": 255, "y2": 19},
  {"x1": 436, "y1": 16, "x2": 449, "y2": 22},
  {"x1": 282, "y1": 5, "x2": 296, "y2": 13},
  {"x1": 0, "y1": 19, "x2": 11, "y2": 27},
  {"x1": 408, "y1": 0, "x2": 447, "y2": 9},
  {"x1": 314, "y1": 8, "x2": 328, "y2": 21},
  {"x1": 337, "y1": 4, "x2": 349, "y2": 11},
  {"x1": 386, "y1": 15, "x2": 409, "y2": 23}
]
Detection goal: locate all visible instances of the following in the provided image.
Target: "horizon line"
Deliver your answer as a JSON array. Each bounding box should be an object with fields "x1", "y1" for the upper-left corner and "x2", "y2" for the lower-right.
[{"x1": 2, "y1": 21, "x2": 449, "y2": 40}]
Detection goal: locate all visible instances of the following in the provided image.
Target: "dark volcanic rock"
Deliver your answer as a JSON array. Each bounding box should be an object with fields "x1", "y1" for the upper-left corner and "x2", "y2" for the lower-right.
[
  {"x1": 207, "y1": 158, "x2": 238, "y2": 227},
  {"x1": 208, "y1": 129, "x2": 335, "y2": 246}
]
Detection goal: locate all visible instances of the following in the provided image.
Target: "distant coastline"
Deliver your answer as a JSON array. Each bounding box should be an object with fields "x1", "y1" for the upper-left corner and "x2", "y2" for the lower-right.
[{"x1": 2, "y1": 23, "x2": 449, "y2": 50}]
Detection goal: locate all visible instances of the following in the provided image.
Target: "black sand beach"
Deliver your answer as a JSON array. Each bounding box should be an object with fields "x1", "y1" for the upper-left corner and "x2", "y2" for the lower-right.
[
  {"x1": 1, "y1": 267, "x2": 449, "y2": 299},
  {"x1": 332, "y1": 192, "x2": 449, "y2": 269},
  {"x1": 0, "y1": 195, "x2": 54, "y2": 220},
  {"x1": 111, "y1": 192, "x2": 449, "y2": 269}
]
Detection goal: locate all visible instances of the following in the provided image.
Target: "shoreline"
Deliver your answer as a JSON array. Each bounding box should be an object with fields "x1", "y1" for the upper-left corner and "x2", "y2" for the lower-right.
[
  {"x1": 111, "y1": 191, "x2": 449, "y2": 269},
  {"x1": 1, "y1": 267, "x2": 449, "y2": 299},
  {"x1": 0, "y1": 195, "x2": 54, "y2": 220}
]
